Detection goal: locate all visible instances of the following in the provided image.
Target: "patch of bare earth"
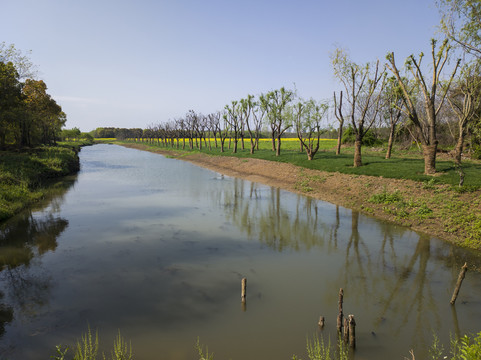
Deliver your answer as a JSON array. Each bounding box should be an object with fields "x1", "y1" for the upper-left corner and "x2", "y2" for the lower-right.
[{"x1": 121, "y1": 143, "x2": 481, "y2": 248}]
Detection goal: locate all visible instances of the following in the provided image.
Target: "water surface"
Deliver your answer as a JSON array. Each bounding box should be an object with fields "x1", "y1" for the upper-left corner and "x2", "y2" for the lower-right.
[{"x1": 1, "y1": 144, "x2": 481, "y2": 360}]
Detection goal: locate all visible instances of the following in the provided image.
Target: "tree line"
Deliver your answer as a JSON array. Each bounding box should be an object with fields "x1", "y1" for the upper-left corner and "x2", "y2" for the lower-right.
[
  {"x1": 0, "y1": 42, "x2": 66, "y2": 149},
  {"x1": 94, "y1": 1, "x2": 481, "y2": 178}
]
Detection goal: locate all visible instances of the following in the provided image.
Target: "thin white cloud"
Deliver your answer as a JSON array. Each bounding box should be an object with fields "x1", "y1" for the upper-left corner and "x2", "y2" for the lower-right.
[{"x1": 54, "y1": 96, "x2": 106, "y2": 105}]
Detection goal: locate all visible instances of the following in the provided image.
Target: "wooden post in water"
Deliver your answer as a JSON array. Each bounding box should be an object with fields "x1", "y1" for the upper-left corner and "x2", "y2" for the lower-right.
[
  {"x1": 241, "y1": 278, "x2": 247, "y2": 303},
  {"x1": 450, "y1": 263, "x2": 468, "y2": 305},
  {"x1": 318, "y1": 316, "x2": 325, "y2": 328},
  {"x1": 343, "y1": 317, "x2": 349, "y2": 342},
  {"x1": 348, "y1": 315, "x2": 356, "y2": 349},
  {"x1": 337, "y1": 288, "x2": 344, "y2": 333}
]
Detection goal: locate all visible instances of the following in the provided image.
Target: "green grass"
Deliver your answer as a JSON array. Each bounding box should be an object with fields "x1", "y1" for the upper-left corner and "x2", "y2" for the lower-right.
[{"x1": 0, "y1": 145, "x2": 80, "y2": 221}]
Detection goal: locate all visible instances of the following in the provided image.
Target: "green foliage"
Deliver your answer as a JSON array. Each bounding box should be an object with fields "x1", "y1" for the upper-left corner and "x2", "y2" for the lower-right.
[
  {"x1": 51, "y1": 328, "x2": 134, "y2": 360},
  {"x1": 415, "y1": 203, "x2": 434, "y2": 218},
  {"x1": 108, "y1": 331, "x2": 133, "y2": 360},
  {"x1": 438, "y1": 0, "x2": 481, "y2": 57},
  {"x1": 0, "y1": 146, "x2": 79, "y2": 221},
  {"x1": 196, "y1": 338, "x2": 214, "y2": 360},
  {"x1": 451, "y1": 185, "x2": 480, "y2": 193},
  {"x1": 418, "y1": 331, "x2": 481, "y2": 360},
  {"x1": 369, "y1": 189, "x2": 403, "y2": 204},
  {"x1": 0, "y1": 43, "x2": 65, "y2": 149},
  {"x1": 422, "y1": 178, "x2": 437, "y2": 190},
  {"x1": 74, "y1": 327, "x2": 99, "y2": 360},
  {"x1": 341, "y1": 125, "x2": 382, "y2": 146},
  {"x1": 293, "y1": 336, "x2": 349, "y2": 360},
  {"x1": 52, "y1": 345, "x2": 69, "y2": 360}
]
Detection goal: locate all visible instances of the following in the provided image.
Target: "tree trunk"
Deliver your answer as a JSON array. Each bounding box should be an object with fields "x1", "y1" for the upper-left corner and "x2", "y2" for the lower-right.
[
  {"x1": 271, "y1": 133, "x2": 276, "y2": 151},
  {"x1": 353, "y1": 140, "x2": 362, "y2": 167},
  {"x1": 276, "y1": 135, "x2": 281, "y2": 156},
  {"x1": 423, "y1": 143, "x2": 438, "y2": 175},
  {"x1": 454, "y1": 132, "x2": 465, "y2": 165},
  {"x1": 336, "y1": 123, "x2": 343, "y2": 155},
  {"x1": 385, "y1": 123, "x2": 395, "y2": 159}
]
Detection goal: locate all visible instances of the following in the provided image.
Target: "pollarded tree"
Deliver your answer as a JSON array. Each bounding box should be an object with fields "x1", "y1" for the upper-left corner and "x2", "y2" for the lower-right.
[
  {"x1": 331, "y1": 49, "x2": 387, "y2": 167},
  {"x1": 386, "y1": 39, "x2": 460, "y2": 174},
  {"x1": 251, "y1": 95, "x2": 268, "y2": 151},
  {"x1": 224, "y1": 101, "x2": 242, "y2": 153},
  {"x1": 239, "y1": 94, "x2": 258, "y2": 154},
  {"x1": 207, "y1": 111, "x2": 222, "y2": 149},
  {"x1": 445, "y1": 59, "x2": 481, "y2": 166},
  {"x1": 293, "y1": 98, "x2": 329, "y2": 160},
  {"x1": 382, "y1": 77, "x2": 406, "y2": 159},
  {"x1": 264, "y1": 87, "x2": 295, "y2": 156}
]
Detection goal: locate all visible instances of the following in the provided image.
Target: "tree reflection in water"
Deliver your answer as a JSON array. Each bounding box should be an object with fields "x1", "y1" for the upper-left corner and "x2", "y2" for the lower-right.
[
  {"x1": 0, "y1": 178, "x2": 74, "y2": 343},
  {"x1": 211, "y1": 176, "x2": 481, "y2": 354}
]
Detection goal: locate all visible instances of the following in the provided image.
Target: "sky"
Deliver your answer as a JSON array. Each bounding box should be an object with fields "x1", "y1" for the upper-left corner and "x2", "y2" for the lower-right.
[{"x1": 1, "y1": 0, "x2": 444, "y2": 132}]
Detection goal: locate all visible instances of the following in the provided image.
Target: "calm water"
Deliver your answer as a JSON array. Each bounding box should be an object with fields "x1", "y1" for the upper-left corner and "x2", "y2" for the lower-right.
[{"x1": 1, "y1": 144, "x2": 481, "y2": 360}]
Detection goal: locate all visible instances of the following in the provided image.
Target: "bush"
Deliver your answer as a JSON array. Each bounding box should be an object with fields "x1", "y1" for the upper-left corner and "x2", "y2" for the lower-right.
[{"x1": 341, "y1": 126, "x2": 383, "y2": 146}]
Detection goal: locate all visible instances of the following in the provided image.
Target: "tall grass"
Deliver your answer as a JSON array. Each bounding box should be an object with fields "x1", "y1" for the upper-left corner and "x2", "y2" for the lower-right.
[{"x1": 52, "y1": 328, "x2": 133, "y2": 360}]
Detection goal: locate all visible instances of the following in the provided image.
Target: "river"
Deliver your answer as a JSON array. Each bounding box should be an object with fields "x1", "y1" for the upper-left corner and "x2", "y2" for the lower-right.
[{"x1": 1, "y1": 144, "x2": 481, "y2": 360}]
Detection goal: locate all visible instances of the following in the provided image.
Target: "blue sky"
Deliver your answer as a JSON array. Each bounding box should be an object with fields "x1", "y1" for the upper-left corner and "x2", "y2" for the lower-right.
[{"x1": 2, "y1": 0, "x2": 442, "y2": 132}]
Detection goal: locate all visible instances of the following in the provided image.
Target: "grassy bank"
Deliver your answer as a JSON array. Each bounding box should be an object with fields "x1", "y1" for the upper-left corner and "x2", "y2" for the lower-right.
[
  {"x1": 0, "y1": 145, "x2": 80, "y2": 221},
  {"x1": 114, "y1": 139, "x2": 481, "y2": 250}
]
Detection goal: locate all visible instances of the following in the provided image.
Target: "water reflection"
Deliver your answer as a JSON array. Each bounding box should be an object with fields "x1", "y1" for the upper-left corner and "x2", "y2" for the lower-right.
[
  {"x1": 2, "y1": 145, "x2": 481, "y2": 360},
  {"x1": 211, "y1": 175, "x2": 481, "y2": 357},
  {"x1": 0, "y1": 177, "x2": 75, "y2": 342}
]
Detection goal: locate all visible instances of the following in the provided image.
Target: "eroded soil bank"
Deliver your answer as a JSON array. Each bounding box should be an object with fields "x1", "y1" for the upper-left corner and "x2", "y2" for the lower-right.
[{"x1": 121, "y1": 142, "x2": 481, "y2": 250}]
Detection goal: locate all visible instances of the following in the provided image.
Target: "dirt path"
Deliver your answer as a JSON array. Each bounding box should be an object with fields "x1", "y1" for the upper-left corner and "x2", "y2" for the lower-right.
[{"x1": 121, "y1": 143, "x2": 481, "y2": 249}]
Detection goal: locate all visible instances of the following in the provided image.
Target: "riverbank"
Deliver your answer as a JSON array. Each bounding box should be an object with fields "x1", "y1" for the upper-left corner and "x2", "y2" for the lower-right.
[
  {"x1": 120, "y1": 142, "x2": 481, "y2": 251},
  {"x1": 0, "y1": 145, "x2": 80, "y2": 221}
]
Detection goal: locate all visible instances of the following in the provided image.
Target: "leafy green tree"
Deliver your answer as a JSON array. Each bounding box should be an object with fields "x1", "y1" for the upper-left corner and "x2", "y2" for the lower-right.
[
  {"x1": 0, "y1": 61, "x2": 22, "y2": 149},
  {"x1": 22, "y1": 79, "x2": 65, "y2": 146}
]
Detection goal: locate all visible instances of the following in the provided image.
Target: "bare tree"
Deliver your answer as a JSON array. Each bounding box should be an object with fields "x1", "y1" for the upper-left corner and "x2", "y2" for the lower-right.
[
  {"x1": 333, "y1": 90, "x2": 344, "y2": 155},
  {"x1": 386, "y1": 39, "x2": 460, "y2": 174}
]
